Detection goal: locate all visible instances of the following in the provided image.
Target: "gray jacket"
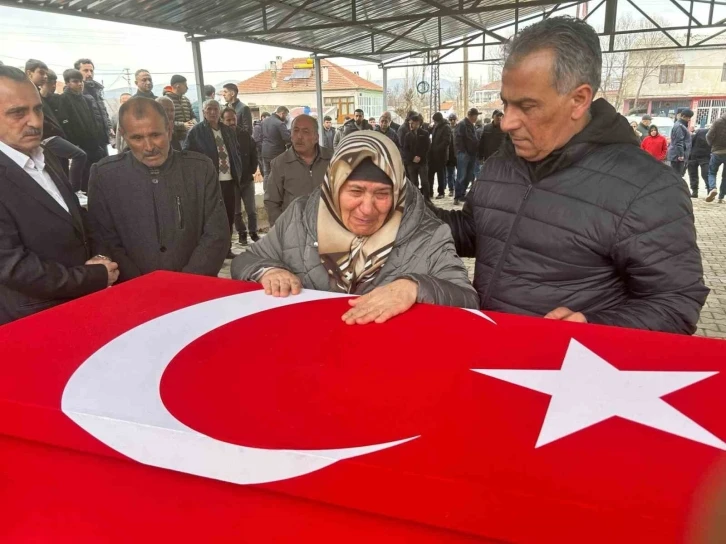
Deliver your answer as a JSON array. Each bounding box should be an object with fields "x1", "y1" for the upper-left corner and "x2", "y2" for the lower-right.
[
  {"x1": 322, "y1": 127, "x2": 335, "y2": 150},
  {"x1": 87, "y1": 150, "x2": 230, "y2": 282},
  {"x1": 233, "y1": 182, "x2": 479, "y2": 309},
  {"x1": 261, "y1": 113, "x2": 291, "y2": 159},
  {"x1": 265, "y1": 146, "x2": 332, "y2": 226}
]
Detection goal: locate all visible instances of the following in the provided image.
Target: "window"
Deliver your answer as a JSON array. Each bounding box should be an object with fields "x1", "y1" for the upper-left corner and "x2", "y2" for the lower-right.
[
  {"x1": 357, "y1": 93, "x2": 383, "y2": 119},
  {"x1": 659, "y1": 64, "x2": 685, "y2": 84},
  {"x1": 722, "y1": 63, "x2": 726, "y2": 82}
]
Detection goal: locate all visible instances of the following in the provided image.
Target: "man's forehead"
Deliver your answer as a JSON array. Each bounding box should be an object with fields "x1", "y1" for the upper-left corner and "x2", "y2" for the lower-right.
[{"x1": 0, "y1": 80, "x2": 41, "y2": 108}]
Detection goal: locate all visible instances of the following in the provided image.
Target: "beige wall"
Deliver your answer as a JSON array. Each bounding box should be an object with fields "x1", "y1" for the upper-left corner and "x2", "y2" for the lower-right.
[{"x1": 627, "y1": 49, "x2": 726, "y2": 99}]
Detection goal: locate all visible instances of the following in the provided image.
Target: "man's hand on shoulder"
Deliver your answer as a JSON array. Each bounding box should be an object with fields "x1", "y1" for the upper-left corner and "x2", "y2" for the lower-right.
[{"x1": 544, "y1": 307, "x2": 587, "y2": 323}]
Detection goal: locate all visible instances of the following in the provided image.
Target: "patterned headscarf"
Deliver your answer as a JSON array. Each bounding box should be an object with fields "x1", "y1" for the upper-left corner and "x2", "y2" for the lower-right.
[{"x1": 317, "y1": 130, "x2": 407, "y2": 293}]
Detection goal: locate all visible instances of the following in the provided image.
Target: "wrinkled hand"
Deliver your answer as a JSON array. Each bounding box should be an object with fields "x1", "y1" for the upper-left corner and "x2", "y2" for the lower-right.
[
  {"x1": 544, "y1": 307, "x2": 587, "y2": 323},
  {"x1": 86, "y1": 257, "x2": 119, "y2": 286},
  {"x1": 260, "y1": 268, "x2": 302, "y2": 297},
  {"x1": 413, "y1": 156, "x2": 421, "y2": 163},
  {"x1": 678, "y1": 156, "x2": 685, "y2": 162},
  {"x1": 185, "y1": 120, "x2": 196, "y2": 128},
  {"x1": 342, "y1": 279, "x2": 418, "y2": 325}
]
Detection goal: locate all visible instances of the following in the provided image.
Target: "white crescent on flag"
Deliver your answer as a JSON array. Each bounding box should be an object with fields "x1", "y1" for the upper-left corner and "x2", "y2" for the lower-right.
[{"x1": 61, "y1": 289, "x2": 418, "y2": 485}]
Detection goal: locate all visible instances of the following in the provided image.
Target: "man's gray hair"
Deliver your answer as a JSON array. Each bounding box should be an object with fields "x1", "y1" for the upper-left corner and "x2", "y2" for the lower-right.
[
  {"x1": 291, "y1": 114, "x2": 318, "y2": 133},
  {"x1": 503, "y1": 16, "x2": 602, "y2": 95},
  {"x1": 156, "y1": 95, "x2": 173, "y2": 106},
  {"x1": 380, "y1": 111, "x2": 392, "y2": 121},
  {"x1": 203, "y1": 99, "x2": 220, "y2": 111},
  {"x1": 276, "y1": 105, "x2": 290, "y2": 114},
  {"x1": 118, "y1": 97, "x2": 169, "y2": 132}
]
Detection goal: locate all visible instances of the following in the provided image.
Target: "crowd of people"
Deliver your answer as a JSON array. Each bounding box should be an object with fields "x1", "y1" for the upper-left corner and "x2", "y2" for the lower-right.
[
  {"x1": 0, "y1": 16, "x2": 713, "y2": 335},
  {"x1": 635, "y1": 111, "x2": 726, "y2": 202}
]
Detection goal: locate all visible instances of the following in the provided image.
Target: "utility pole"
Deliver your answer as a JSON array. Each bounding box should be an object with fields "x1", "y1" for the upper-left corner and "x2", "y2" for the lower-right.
[
  {"x1": 463, "y1": 46, "x2": 469, "y2": 113},
  {"x1": 122, "y1": 68, "x2": 132, "y2": 93}
]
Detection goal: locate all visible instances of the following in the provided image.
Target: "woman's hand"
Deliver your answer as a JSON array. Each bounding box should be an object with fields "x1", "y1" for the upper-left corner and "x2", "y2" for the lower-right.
[
  {"x1": 342, "y1": 279, "x2": 418, "y2": 325},
  {"x1": 260, "y1": 268, "x2": 302, "y2": 297}
]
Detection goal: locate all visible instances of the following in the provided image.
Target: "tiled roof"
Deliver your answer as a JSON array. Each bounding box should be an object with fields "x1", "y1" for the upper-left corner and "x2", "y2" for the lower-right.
[{"x1": 237, "y1": 58, "x2": 382, "y2": 94}]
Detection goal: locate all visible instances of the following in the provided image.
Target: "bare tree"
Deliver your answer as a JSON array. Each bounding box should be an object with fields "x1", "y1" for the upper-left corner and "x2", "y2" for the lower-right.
[
  {"x1": 625, "y1": 22, "x2": 679, "y2": 112},
  {"x1": 390, "y1": 64, "x2": 429, "y2": 119}
]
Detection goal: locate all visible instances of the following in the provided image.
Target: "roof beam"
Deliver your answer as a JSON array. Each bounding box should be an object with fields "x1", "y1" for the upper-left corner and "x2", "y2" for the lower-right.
[
  {"x1": 270, "y1": 0, "x2": 317, "y2": 30},
  {"x1": 321, "y1": 20, "x2": 416, "y2": 51},
  {"x1": 377, "y1": 18, "x2": 432, "y2": 53},
  {"x1": 625, "y1": 0, "x2": 682, "y2": 48},
  {"x1": 668, "y1": 0, "x2": 702, "y2": 26},
  {"x1": 417, "y1": 0, "x2": 508, "y2": 42}
]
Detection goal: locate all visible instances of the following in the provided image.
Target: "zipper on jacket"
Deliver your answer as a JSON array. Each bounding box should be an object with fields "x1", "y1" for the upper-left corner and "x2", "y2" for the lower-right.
[
  {"x1": 150, "y1": 169, "x2": 164, "y2": 252},
  {"x1": 176, "y1": 196, "x2": 185, "y2": 229},
  {"x1": 481, "y1": 183, "x2": 533, "y2": 308}
]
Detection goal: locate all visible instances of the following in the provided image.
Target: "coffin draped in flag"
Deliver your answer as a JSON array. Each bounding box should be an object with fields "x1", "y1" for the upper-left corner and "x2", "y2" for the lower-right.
[{"x1": 1, "y1": 271, "x2": 725, "y2": 543}]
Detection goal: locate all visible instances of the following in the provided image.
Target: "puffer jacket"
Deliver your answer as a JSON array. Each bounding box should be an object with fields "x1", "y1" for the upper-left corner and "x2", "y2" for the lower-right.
[
  {"x1": 232, "y1": 182, "x2": 479, "y2": 309},
  {"x1": 82, "y1": 79, "x2": 111, "y2": 142},
  {"x1": 667, "y1": 119, "x2": 692, "y2": 161},
  {"x1": 167, "y1": 91, "x2": 196, "y2": 143},
  {"x1": 689, "y1": 128, "x2": 711, "y2": 162},
  {"x1": 432, "y1": 98, "x2": 708, "y2": 334}
]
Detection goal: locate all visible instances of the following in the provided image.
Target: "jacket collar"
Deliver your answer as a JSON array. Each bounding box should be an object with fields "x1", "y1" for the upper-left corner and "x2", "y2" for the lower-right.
[
  {"x1": 0, "y1": 145, "x2": 82, "y2": 233},
  {"x1": 284, "y1": 144, "x2": 332, "y2": 163}
]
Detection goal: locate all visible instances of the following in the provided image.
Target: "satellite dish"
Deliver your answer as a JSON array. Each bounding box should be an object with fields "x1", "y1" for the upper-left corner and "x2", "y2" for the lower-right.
[{"x1": 417, "y1": 81, "x2": 430, "y2": 94}]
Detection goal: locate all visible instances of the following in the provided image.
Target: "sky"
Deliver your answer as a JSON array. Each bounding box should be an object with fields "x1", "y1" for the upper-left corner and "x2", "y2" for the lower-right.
[{"x1": 0, "y1": 1, "x2": 695, "y2": 93}]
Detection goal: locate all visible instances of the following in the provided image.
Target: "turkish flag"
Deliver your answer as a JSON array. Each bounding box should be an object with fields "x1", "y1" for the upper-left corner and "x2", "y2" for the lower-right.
[{"x1": 1, "y1": 271, "x2": 725, "y2": 543}]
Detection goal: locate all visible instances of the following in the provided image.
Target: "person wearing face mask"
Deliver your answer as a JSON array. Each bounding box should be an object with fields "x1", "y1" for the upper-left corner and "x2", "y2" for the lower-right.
[
  {"x1": 231, "y1": 130, "x2": 478, "y2": 325},
  {"x1": 429, "y1": 16, "x2": 707, "y2": 335},
  {"x1": 87, "y1": 97, "x2": 229, "y2": 283}
]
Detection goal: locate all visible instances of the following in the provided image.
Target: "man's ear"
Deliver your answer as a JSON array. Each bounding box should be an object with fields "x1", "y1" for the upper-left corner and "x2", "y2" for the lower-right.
[{"x1": 570, "y1": 84, "x2": 594, "y2": 121}]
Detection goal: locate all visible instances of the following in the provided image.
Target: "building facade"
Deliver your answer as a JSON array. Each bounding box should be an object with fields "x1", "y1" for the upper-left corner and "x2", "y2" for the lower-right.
[
  {"x1": 623, "y1": 49, "x2": 726, "y2": 127},
  {"x1": 236, "y1": 58, "x2": 383, "y2": 124}
]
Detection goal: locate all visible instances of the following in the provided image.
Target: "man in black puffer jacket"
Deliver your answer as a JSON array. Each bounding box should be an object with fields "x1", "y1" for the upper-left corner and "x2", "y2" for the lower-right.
[{"x1": 431, "y1": 16, "x2": 708, "y2": 334}]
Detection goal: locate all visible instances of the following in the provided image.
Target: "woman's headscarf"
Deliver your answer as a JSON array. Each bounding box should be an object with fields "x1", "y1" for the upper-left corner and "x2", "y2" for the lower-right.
[
  {"x1": 649, "y1": 125, "x2": 659, "y2": 136},
  {"x1": 317, "y1": 130, "x2": 407, "y2": 293}
]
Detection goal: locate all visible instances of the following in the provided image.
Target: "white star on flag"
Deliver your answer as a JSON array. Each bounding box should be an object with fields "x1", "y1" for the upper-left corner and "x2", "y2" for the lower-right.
[{"x1": 473, "y1": 339, "x2": 726, "y2": 450}]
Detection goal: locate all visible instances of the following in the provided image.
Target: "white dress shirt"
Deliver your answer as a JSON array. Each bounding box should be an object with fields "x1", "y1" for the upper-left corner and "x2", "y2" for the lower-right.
[{"x1": 0, "y1": 140, "x2": 70, "y2": 214}]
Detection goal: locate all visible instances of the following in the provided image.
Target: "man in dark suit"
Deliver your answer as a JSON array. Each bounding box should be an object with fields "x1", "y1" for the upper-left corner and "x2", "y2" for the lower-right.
[{"x1": 0, "y1": 66, "x2": 118, "y2": 325}]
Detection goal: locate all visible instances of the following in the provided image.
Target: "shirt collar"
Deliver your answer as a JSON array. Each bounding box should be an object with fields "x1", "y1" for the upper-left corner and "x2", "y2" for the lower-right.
[{"x1": 0, "y1": 140, "x2": 44, "y2": 171}]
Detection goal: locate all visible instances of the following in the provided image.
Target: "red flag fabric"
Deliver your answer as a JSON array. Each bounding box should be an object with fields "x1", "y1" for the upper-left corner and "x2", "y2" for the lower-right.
[{"x1": 1, "y1": 271, "x2": 725, "y2": 543}]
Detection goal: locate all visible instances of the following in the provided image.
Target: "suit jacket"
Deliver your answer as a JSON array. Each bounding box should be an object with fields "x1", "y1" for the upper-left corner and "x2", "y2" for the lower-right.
[{"x1": 0, "y1": 147, "x2": 107, "y2": 325}]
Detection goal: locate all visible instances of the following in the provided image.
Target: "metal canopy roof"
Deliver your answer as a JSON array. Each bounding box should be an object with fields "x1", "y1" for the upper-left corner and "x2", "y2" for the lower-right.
[{"x1": 2, "y1": 0, "x2": 726, "y2": 67}]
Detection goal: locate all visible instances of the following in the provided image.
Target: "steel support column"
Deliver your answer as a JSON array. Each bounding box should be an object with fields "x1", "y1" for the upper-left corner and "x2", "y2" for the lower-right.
[
  {"x1": 314, "y1": 55, "x2": 325, "y2": 146},
  {"x1": 382, "y1": 67, "x2": 388, "y2": 114},
  {"x1": 190, "y1": 38, "x2": 205, "y2": 112},
  {"x1": 604, "y1": 0, "x2": 618, "y2": 52}
]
